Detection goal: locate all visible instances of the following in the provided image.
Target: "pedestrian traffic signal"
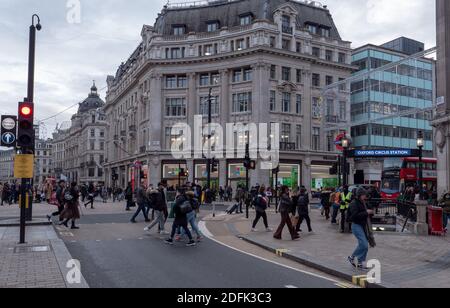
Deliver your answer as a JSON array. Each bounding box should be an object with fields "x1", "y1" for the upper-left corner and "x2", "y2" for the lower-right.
[{"x1": 17, "y1": 102, "x2": 34, "y2": 150}]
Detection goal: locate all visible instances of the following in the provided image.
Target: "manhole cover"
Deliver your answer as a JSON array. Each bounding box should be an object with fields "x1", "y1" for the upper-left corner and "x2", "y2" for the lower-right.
[{"x1": 14, "y1": 246, "x2": 50, "y2": 253}]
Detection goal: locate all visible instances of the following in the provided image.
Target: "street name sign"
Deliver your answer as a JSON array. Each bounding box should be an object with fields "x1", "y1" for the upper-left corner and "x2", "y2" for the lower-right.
[{"x1": 14, "y1": 154, "x2": 34, "y2": 179}]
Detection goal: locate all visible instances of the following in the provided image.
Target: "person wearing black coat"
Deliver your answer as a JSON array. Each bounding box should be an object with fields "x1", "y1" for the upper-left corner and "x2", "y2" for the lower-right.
[
  {"x1": 125, "y1": 183, "x2": 133, "y2": 211},
  {"x1": 165, "y1": 192, "x2": 196, "y2": 246},
  {"x1": 273, "y1": 186, "x2": 299, "y2": 240},
  {"x1": 296, "y1": 187, "x2": 313, "y2": 233}
]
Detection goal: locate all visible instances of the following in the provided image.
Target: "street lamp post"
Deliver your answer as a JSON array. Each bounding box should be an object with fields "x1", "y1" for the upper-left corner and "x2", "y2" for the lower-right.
[
  {"x1": 341, "y1": 136, "x2": 350, "y2": 187},
  {"x1": 417, "y1": 131, "x2": 425, "y2": 200}
]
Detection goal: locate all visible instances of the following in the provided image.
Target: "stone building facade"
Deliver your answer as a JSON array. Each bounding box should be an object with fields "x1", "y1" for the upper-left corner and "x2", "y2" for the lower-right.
[
  {"x1": 0, "y1": 149, "x2": 14, "y2": 184},
  {"x1": 103, "y1": 0, "x2": 355, "y2": 191},
  {"x1": 51, "y1": 83, "x2": 107, "y2": 185},
  {"x1": 34, "y1": 139, "x2": 53, "y2": 185}
]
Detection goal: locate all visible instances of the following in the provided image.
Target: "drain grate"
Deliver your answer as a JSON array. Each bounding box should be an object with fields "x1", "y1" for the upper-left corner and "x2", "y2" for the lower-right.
[{"x1": 14, "y1": 245, "x2": 51, "y2": 253}]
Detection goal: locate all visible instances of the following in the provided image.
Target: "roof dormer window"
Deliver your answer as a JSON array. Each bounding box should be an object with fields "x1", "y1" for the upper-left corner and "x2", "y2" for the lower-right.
[
  {"x1": 172, "y1": 25, "x2": 186, "y2": 35},
  {"x1": 239, "y1": 14, "x2": 253, "y2": 26},
  {"x1": 207, "y1": 21, "x2": 220, "y2": 32}
]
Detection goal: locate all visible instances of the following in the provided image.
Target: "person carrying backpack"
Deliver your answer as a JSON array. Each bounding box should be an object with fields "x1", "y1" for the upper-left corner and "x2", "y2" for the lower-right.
[
  {"x1": 251, "y1": 186, "x2": 272, "y2": 232},
  {"x1": 180, "y1": 191, "x2": 203, "y2": 242},
  {"x1": 273, "y1": 186, "x2": 299, "y2": 240},
  {"x1": 295, "y1": 187, "x2": 313, "y2": 233},
  {"x1": 165, "y1": 191, "x2": 196, "y2": 247}
]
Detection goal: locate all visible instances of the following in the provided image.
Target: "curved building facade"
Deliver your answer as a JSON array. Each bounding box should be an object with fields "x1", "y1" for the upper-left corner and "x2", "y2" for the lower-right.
[{"x1": 104, "y1": 0, "x2": 355, "y2": 191}]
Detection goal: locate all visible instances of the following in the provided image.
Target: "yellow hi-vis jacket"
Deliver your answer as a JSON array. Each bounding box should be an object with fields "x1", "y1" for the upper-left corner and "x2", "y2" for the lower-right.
[{"x1": 340, "y1": 192, "x2": 352, "y2": 210}]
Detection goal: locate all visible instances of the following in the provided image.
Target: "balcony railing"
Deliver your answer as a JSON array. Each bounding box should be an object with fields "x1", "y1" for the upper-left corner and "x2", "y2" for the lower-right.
[
  {"x1": 325, "y1": 115, "x2": 339, "y2": 123},
  {"x1": 280, "y1": 142, "x2": 296, "y2": 151}
]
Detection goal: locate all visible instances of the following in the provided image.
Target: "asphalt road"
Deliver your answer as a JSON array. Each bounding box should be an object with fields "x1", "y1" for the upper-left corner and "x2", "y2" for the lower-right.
[{"x1": 62, "y1": 213, "x2": 338, "y2": 288}]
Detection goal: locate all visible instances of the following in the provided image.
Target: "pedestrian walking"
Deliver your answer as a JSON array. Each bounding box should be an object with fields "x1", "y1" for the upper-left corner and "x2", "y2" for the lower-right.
[
  {"x1": 47, "y1": 180, "x2": 66, "y2": 221},
  {"x1": 347, "y1": 188, "x2": 374, "y2": 270},
  {"x1": 180, "y1": 191, "x2": 203, "y2": 241},
  {"x1": 330, "y1": 188, "x2": 341, "y2": 224},
  {"x1": 320, "y1": 188, "x2": 332, "y2": 220},
  {"x1": 144, "y1": 187, "x2": 168, "y2": 234},
  {"x1": 84, "y1": 184, "x2": 95, "y2": 209},
  {"x1": 251, "y1": 186, "x2": 272, "y2": 232},
  {"x1": 125, "y1": 183, "x2": 133, "y2": 211},
  {"x1": 59, "y1": 182, "x2": 81, "y2": 230},
  {"x1": 130, "y1": 183, "x2": 151, "y2": 223},
  {"x1": 340, "y1": 185, "x2": 353, "y2": 233},
  {"x1": 273, "y1": 186, "x2": 299, "y2": 240},
  {"x1": 295, "y1": 186, "x2": 313, "y2": 233},
  {"x1": 164, "y1": 191, "x2": 196, "y2": 247}
]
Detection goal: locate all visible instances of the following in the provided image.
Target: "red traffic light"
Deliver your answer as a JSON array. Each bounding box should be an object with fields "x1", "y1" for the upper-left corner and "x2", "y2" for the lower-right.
[{"x1": 19, "y1": 102, "x2": 34, "y2": 118}]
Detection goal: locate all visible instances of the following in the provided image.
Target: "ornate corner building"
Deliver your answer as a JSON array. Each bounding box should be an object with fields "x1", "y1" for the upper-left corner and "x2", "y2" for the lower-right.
[
  {"x1": 103, "y1": 0, "x2": 355, "y2": 191},
  {"x1": 51, "y1": 83, "x2": 107, "y2": 185}
]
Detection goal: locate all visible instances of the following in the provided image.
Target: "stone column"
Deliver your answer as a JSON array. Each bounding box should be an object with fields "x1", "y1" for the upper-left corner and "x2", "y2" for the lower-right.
[
  {"x1": 415, "y1": 200, "x2": 429, "y2": 235},
  {"x1": 432, "y1": 0, "x2": 450, "y2": 196},
  {"x1": 220, "y1": 69, "x2": 230, "y2": 128},
  {"x1": 188, "y1": 72, "x2": 197, "y2": 129},
  {"x1": 302, "y1": 157, "x2": 312, "y2": 194},
  {"x1": 303, "y1": 69, "x2": 313, "y2": 150},
  {"x1": 148, "y1": 155, "x2": 161, "y2": 186},
  {"x1": 219, "y1": 160, "x2": 227, "y2": 187},
  {"x1": 186, "y1": 159, "x2": 194, "y2": 183},
  {"x1": 148, "y1": 73, "x2": 163, "y2": 152}
]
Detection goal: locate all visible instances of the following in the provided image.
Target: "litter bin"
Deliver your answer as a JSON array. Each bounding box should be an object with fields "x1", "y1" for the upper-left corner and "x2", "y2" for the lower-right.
[{"x1": 428, "y1": 206, "x2": 445, "y2": 236}]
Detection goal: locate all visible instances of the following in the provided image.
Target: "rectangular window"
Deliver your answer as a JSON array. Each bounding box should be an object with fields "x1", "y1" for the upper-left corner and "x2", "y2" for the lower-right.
[
  {"x1": 270, "y1": 65, "x2": 277, "y2": 79},
  {"x1": 325, "y1": 50, "x2": 333, "y2": 61},
  {"x1": 339, "y1": 101, "x2": 347, "y2": 121},
  {"x1": 170, "y1": 48, "x2": 185, "y2": 59},
  {"x1": 270, "y1": 91, "x2": 276, "y2": 111},
  {"x1": 326, "y1": 75, "x2": 334, "y2": 86},
  {"x1": 204, "y1": 44, "x2": 214, "y2": 56},
  {"x1": 232, "y1": 70, "x2": 242, "y2": 83},
  {"x1": 165, "y1": 98, "x2": 186, "y2": 117},
  {"x1": 232, "y1": 92, "x2": 252, "y2": 113},
  {"x1": 100, "y1": 130, "x2": 105, "y2": 138},
  {"x1": 172, "y1": 25, "x2": 186, "y2": 35},
  {"x1": 200, "y1": 74, "x2": 210, "y2": 86},
  {"x1": 207, "y1": 22, "x2": 219, "y2": 32},
  {"x1": 281, "y1": 124, "x2": 291, "y2": 143},
  {"x1": 312, "y1": 128, "x2": 320, "y2": 151},
  {"x1": 270, "y1": 37, "x2": 276, "y2": 48},
  {"x1": 312, "y1": 47, "x2": 321, "y2": 58},
  {"x1": 338, "y1": 78, "x2": 346, "y2": 91},
  {"x1": 90, "y1": 141, "x2": 95, "y2": 151},
  {"x1": 326, "y1": 99, "x2": 334, "y2": 116},
  {"x1": 322, "y1": 28, "x2": 331, "y2": 38},
  {"x1": 307, "y1": 24, "x2": 317, "y2": 35},
  {"x1": 240, "y1": 15, "x2": 252, "y2": 25},
  {"x1": 312, "y1": 97, "x2": 321, "y2": 118},
  {"x1": 236, "y1": 39, "x2": 245, "y2": 50},
  {"x1": 312, "y1": 73, "x2": 320, "y2": 87},
  {"x1": 296, "y1": 69, "x2": 302, "y2": 83},
  {"x1": 243, "y1": 68, "x2": 252, "y2": 81},
  {"x1": 211, "y1": 73, "x2": 220, "y2": 85},
  {"x1": 90, "y1": 129, "x2": 95, "y2": 138},
  {"x1": 282, "y1": 67, "x2": 291, "y2": 82},
  {"x1": 89, "y1": 168, "x2": 95, "y2": 177},
  {"x1": 282, "y1": 92, "x2": 291, "y2": 113},
  {"x1": 166, "y1": 76, "x2": 177, "y2": 88},
  {"x1": 100, "y1": 142, "x2": 104, "y2": 151},
  {"x1": 296, "y1": 95, "x2": 302, "y2": 114},
  {"x1": 177, "y1": 75, "x2": 187, "y2": 88},
  {"x1": 338, "y1": 52, "x2": 346, "y2": 64},
  {"x1": 282, "y1": 39, "x2": 290, "y2": 51},
  {"x1": 296, "y1": 42, "x2": 302, "y2": 53},
  {"x1": 296, "y1": 125, "x2": 302, "y2": 150},
  {"x1": 199, "y1": 96, "x2": 220, "y2": 116}
]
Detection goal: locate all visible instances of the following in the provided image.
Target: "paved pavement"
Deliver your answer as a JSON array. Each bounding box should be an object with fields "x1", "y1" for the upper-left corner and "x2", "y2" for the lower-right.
[
  {"x1": 208, "y1": 207, "x2": 450, "y2": 288},
  {"x1": 0, "y1": 225, "x2": 88, "y2": 288}
]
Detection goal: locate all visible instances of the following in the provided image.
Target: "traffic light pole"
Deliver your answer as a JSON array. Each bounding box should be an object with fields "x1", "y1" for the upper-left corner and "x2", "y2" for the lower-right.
[
  {"x1": 245, "y1": 143, "x2": 250, "y2": 219},
  {"x1": 24, "y1": 15, "x2": 40, "y2": 222}
]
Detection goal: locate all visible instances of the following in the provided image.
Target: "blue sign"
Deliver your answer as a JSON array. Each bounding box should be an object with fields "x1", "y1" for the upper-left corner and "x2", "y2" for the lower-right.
[
  {"x1": 352, "y1": 149, "x2": 413, "y2": 158},
  {"x1": 1, "y1": 132, "x2": 15, "y2": 145}
]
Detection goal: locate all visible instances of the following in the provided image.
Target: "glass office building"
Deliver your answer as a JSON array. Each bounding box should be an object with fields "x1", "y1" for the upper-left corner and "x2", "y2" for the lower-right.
[{"x1": 350, "y1": 39, "x2": 435, "y2": 185}]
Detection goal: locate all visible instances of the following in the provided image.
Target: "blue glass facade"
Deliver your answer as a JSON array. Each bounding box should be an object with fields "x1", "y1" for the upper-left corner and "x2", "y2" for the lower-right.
[{"x1": 350, "y1": 45, "x2": 434, "y2": 153}]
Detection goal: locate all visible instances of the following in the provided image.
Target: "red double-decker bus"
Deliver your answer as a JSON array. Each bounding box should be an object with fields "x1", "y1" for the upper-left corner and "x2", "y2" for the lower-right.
[{"x1": 381, "y1": 157, "x2": 437, "y2": 200}]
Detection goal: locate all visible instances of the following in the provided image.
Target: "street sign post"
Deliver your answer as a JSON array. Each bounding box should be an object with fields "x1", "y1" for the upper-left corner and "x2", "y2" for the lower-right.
[{"x1": 0, "y1": 115, "x2": 17, "y2": 148}]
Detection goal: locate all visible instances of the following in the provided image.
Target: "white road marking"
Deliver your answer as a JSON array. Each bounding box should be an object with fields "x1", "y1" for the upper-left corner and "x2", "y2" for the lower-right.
[
  {"x1": 198, "y1": 220, "x2": 341, "y2": 285},
  {"x1": 285, "y1": 285, "x2": 298, "y2": 288}
]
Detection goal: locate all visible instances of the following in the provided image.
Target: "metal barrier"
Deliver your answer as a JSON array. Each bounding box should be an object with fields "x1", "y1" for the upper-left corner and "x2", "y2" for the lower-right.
[{"x1": 366, "y1": 198, "x2": 417, "y2": 232}]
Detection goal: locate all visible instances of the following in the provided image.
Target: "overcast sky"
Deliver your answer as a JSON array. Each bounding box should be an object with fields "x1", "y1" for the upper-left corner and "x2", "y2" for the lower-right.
[{"x1": 0, "y1": 0, "x2": 436, "y2": 139}]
